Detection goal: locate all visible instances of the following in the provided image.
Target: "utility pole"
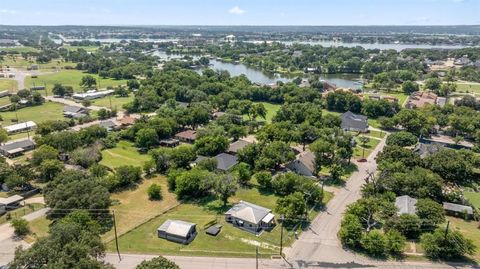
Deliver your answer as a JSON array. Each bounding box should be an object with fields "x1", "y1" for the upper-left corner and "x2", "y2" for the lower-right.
[
  {"x1": 279, "y1": 214, "x2": 284, "y2": 257},
  {"x1": 109, "y1": 93, "x2": 112, "y2": 110},
  {"x1": 256, "y1": 246, "x2": 259, "y2": 269},
  {"x1": 112, "y1": 210, "x2": 121, "y2": 261},
  {"x1": 444, "y1": 220, "x2": 450, "y2": 241}
]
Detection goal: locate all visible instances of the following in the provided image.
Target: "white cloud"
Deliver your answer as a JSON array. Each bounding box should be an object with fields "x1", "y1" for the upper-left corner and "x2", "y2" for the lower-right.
[
  {"x1": 0, "y1": 9, "x2": 17, "y2": 14},
  {"x1": 229, "y1": 6, "x2": 245, "y2": 15}
]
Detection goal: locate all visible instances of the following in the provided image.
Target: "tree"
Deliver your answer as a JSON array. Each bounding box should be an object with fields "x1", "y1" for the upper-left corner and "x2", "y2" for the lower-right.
[
  {"x1": 402, "y1": 80, "x2": 419, "y2": 94},
  {"x1": 359, "y1": 136, "x2": 370, "y2": 158},
  {"x1": 52, "y1": 83, "x2": 74, "y2": 97},
  {"x1": 135, "y1": 128, "x2": 158, "y2": 149},
  {"x1": 135, "y1": 256, "x2": 180, "y2": 269},
  {"x1": 416, "y1": 199, "x2": 445, "y2": 227},
  {"x1": 38, "y1": 159, "x2": 65, "y2": 182},
  {"x1": 9, "y1": 211, "x2": 110, "y2": 269},
  {"x1": 387, "y1": 214, "x2": 422, "y2": 239},
  {"x1": 110, "y1": 165, "x2": 142, "y2": 188},
  {"x1": 194, "y1": 135, "x2": 229, "y2": 156},
  {"x1": 81, "y1": 99, "x2": 92, "y2": 107},
  {"x1": 147, "y1": 184, "x2": 162, "y2": 200},
  {"x1": 424, "y1": 77, "x2": 442, "y2": 91},
  {"x1": 385, "y1": 230, "x2": 406, "y2": 255},
  {"x1": 256, "y1": 141, "x2": 295, "y2": 170},
  {"x1": 0, "y1": 128, "x2": 8, "y2": 145},
  {"x1": 386, "y1": 131, "x2": 418, "y2": 147},
  {"x1": 275, "y1": 192, "x2": 306, "y2": 221},
  {"x1": 31, "y1": 144, "x2": 59, "y2": 166},
  {"x1": 174, "y1": 168, "x2": 215, "y2": 199},
  {"x1": 235, "y1": 162, "x2": 251, "y2": 185},
  {"x1": 214, "y1": 175, "x2": 238, "y2": 206},
  {"x1": 11, "y1": 219, "x2": 30, "y2": 238},
  {"x1": 339, "y1": 214, "x2": 363, "y2": 248},
  {"x1": 424, "y1": 149, "x2": 474, "y2": 183},
  {"x1": 255, "y1": 171, "x2": 272, "y2": 189},
  {"x1": 80, "y1": 75, "x2": 97, "y2": 89},
  {"x1": 420, "y1": 228, "x2": 476, "y2": 259},
  {"x1": 360, "y1": 230, "x2": 387, "y2": 257},
  {"x1": 71, "y1": 146, "x2": 102, "y2": 168}
]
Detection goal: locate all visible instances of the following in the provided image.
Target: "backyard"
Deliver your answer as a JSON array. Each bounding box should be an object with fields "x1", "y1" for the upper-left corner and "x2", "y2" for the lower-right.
[
  {"x1": 465, "y1": 192, "x2": 480, "y2": 209},
  {"x1": 0, "y1": 101, "x2": 64, "y2": 126},
  {"x1": 91, "y1": 95, "x2": 134, "y2": 111},
  {"x1": 243, "y1": 102, "x2": 281, "y2": 123},
  {"x1": 0, "y1": 79, "x2": 18, "y2": 91},
  {"x1": 24, "y1": 70, "x2": 127, "y2": 93},
  {"x1": 100, "y1": 140, "x2": 150, "y2": 169}
]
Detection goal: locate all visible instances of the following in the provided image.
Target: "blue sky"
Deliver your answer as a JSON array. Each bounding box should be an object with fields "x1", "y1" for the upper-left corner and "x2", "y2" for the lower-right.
[{"x1": 0, "y1": 0, "x2": 478, "y2": 25}]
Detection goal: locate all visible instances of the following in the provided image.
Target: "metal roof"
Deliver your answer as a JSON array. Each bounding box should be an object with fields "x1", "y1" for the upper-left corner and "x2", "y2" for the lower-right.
[
  {"x1": 225, "y1": 201, "x2": 272, "y2": 224},
  {"x1": 3, "y1": 121, "x2": 36, "y2": 133},
  {"x1": 395, "y1": 195, "x2": 417, "y2": 215},
  {"x1": 158, "y1": 219, "x2": 196, "y2": 238},
  {"x1": 0, "y1": 139, "x2": 35, "y2": 152},
  {"x1": 0, "y1": 194, "x2": 24, "y2": 205},
  {"x1": 443, "y1": 202, "x2": 473, "y2": 215}
]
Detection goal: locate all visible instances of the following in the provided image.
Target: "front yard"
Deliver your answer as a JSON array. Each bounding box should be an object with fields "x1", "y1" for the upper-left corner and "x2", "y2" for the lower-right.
[
  {"x1": 0, "y1": 101, "x2": 64, "y2": 126},
  {"x1": 100, "y1": 140, "x2": 150, "y2": 169}
]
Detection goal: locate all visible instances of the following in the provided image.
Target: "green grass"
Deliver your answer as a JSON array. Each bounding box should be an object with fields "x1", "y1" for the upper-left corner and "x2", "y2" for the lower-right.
[
  {"x1": 107, "y1": 182, "x2": 332, "y2": 257},
  {"x1": 447, "y1": 217, "x2": 480, "y2": 260},
  {"x1": 0, "y1": 79, "x2": 18, "y2": 91},
  {"x1": 0, "y1": 203, "x2": 44, "y2": 225},
  {"x1": 465, "y1": 192, "x2": 480, "y2": 209},
  {"x1": 0, "y1": 47, "x2": 40, "y2": 53},
  {"x1": 243, "y1": 102, "x2": 281, "y2": 123},
  {"x1": 366, "y1": 129, "x2": 386, "y2": 139},
  {"x1": 92, "y1": 95, "x2": 134, "y2": 111},
  {"x1": 25, "y1": 70, "x2": 127, "y2": 93},
  {"x1": 353, "y1": 136, "x2": 381, "y2": 159},
  {"x1": 26, "y1": 216, "x2": 52, "y2": 242},
  {"x1": 0, "y1": 101, "x2": 64, "y2": 126},
  {"x1": 100, "y1": 140, "x2": 150, "y2": 169},
  {"x1": 62, "y1": 45, "x2": 101, "y2": 52},
  {"x1": 0, "y1": 96, "x2": 11, "y2": 106},
  {"x1": 456, "y1": 83, "x2": 480, "y2": 95},
  {"x1": 1, "y1": 56, "x2": 75, "y2": 70}
]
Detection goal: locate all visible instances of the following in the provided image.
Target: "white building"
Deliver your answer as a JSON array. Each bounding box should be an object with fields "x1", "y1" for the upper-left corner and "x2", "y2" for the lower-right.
[
  {"x1": 72, "y1": 90, "x2": 115, "y2": 100},
  {"x1": 3, "y1": 121, "x2": 37, "y2": 134}
]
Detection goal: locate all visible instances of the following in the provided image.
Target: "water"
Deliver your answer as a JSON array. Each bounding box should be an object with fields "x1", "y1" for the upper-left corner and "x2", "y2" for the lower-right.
[{"x1": 252, "y1": 40, "x2": 474, "y2": 51}]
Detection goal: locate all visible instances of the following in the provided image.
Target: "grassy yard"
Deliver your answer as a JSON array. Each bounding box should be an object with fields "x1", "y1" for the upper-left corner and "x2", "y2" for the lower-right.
[
  {"x1": 0, "y1": 203, "x2": 44, "y2": 225},
  {"x1": 0, "y1": 101, "x2": 64, "y2": 126},
  {"x1": 353, "y1": 136, "x2": 381, "y2": 159},
  {"x1": 0, "y1": 79, "x2": 18, "y2": 91},
  {"x1": 27, "y1": 216, "x2": 52, "y2": 242},
  {"x1": 103, "y1": 176, "x2": 180, "y2": 242},
  {"x1": 107, "y1": 181, "x2": 332, "y2": 257},
  {"x1": 447, "y1": 217, "x2": 480, "y2": 260},
  {"x1": 0, "y1": 46, "x2": 40, "y2": 53},
  {"x1": 366, "y1": 129, "x2": 386, "y2": 139},
  {"x1": 92, "y1": 95, "x2": 134, "y2": 111},
  {"x1": 1, "y1": 56, "x2": 75, "y2": 70},
  {"x1": 100, "y1": 140, "x2": 150, "y2": 169},
  {"x1": 0, "y1": 96, "x2": 11, "y2": 106},
  {"x1": 62, "y1": 45, "x2": 101, "y2": 52},
  {"x1": 456, "y1": 82, "x2": 480, "y2": 95},
  {"x1": 25, "y1": 70, "x2": 127, "y2": 93},
  {"x1": 243, "y1": 102, "x2": 281, "y2": 123},
  {"x1": 364, "y1": 91, "x2": 409, "y2": 107},
  {"x1": 465, "y1": 192, "x2": 480, "y2": 209}
]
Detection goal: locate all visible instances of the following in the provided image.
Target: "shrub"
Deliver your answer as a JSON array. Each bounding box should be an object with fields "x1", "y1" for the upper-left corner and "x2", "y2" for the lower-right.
[
  {"x1": 254, "y1": 171, "x2": 272, "y2": 189},
  {"x1": 361, "y1": 230, "x2": 387, "y2": 257},
  {"x1": 147, "y1": 184, "x2": 162, "y2": 200},
  {"x1": 136, "y1": 256, "x2": 180, "y2": 269},
  {"x1": 11, "y1": 219, "x2": 30, "y2": 237},
  {"x1": 420, "y1": 228, "x2": 476, "y2": 259}
]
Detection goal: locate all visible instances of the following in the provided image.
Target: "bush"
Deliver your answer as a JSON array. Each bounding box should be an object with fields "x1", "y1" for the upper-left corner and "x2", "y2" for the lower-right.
[
  {"x1": 11, "y1": 219, "x2": 30, "y2": 237},
  {"x1": 254, "y1": 171, "x2": 272, "y2": 189},
  {"x1": 136, "y1": 256, "x2": 180, "y2": 269},
  {"x1": 361, "y1": 230, "x2": 387, "y2": 257},
  {"x1": 339, "y1": 214, "x2": 363, "y2": 248},
  {"x1": 147, "y1": 184, "x2": 162, "y2": 200},
  {"x1": 420, "y1": 228, "x2": 476, "y2": 259},
  {"x1": 385, "y1": 230, "x2": 406, "y2": 255}
]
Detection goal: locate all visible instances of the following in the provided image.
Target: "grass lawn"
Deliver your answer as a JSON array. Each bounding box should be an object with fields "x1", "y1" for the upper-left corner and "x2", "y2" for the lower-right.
[
  {"x1": 107, "y1": 181, "x2": 332, "y2": 257},
  {"x1": 25, "y1": 70, "x2": 127, "y2": 93},
  {"x1": 0, "y1": 79, "x2": 18, "y2": 91},
  {"x1": 353, "y1": 136, "x2": 381, "y2": 159},
  {"x1": 27, "y1": 216, "x2": 52, "y2": 242},
  {"x1": 456, "y1": 82, "x2": 480, "y2": 95},
  {"x1": 447, "y1": 217, "x2": 480, "y2": 260},
  {"x1": 1, "y1": 56, "x2": 75, "y2": 70},
  {"x1": 100, "y1": 140, "x2": 150, "y2": 169},
  {"x1": 0, "y1": 47, "x2": 40, "y2": 53},
  {"x1": 62, "y1": 45, "x2": 101, "y2": 52},
  {"x1": 103, "y1": 176, "x2": 180, "y2": 242},
  {"x1": 0, "y1": 203, "x2": 44, "y2": 225},
  {"x1": 0, "y1": 96, "x2": 11, "y2": 106},
  {"x1": 366, "y1": 129, "x2": 386, "y2": 139},
  {"x1": 364, "y1": 91, "x2": 409, "y2": 107},
  {"x1": 465, "y1": 192, "x2": 480, "y2": 209},
  {"x1": 0, "y1": 101, "x2": 64, "y2": 126},
  {"x1": 242, "y1": 102, "x2": 281, "y2": 123},
  {"x1": 92, "y1": 95, "x2": 134, "y2": 111}
]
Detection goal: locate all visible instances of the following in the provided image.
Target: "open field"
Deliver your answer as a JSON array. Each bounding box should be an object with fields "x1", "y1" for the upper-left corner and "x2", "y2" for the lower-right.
[
  {"x1": 0, "y1": 203, "x2": 44, "y2": 225},
  {"x1": 1, "y1": 56, "x2": 76, "y2": 70},
  {"x1": 456, "y1": 82, "x2": 480, "y2": 94},
  {"x1": 92, "y1": 95, "x2": 134, "y2": 110},
  {"x1": 465, "y1": 192, "x2": 480, "y2": 209},
  {"x1": 0, "y1": 96, "x2": 10, "y2": 106},
  {"x1": 243, "y1": 102, "x2": 281, "y2": 123},
  {"x1": 103, "y1": 176, "x2": 179, "y2": 242},
  {"x1": 0, "y1": 101, "x2": 64, "y2": 126},
  {"x1": 62, "y1": 45, "x2": 101, "y2": 52},
  {"x1": 0, "y1": 79, "x2": 18, "y2": 91},
  {"x1": 25, "y1": 70, "x2": 127, "y2": 93},
  {"x1": 106, "y1": 182, "x2": 332, "y2": 257},
  {"x1": 447, "y1": 216, "x2": 480, "y2": 260},
  {"x1": 0, "y1": 46, "x2": 40, "y2": 53},
  {"x1": 100, "y1": 140, "x2": 150, "y2": 169}
]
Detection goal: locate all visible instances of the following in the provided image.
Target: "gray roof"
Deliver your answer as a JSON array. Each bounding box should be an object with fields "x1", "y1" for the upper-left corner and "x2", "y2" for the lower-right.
[
  {"x1": 158, "y1": 220, "x2": 196, "y2": 238},
  {"x1": 228, "y1": 139, "x2": 252, "y2": 154},
  {"x1": 63, "y1": 105, "x2": 85, "y2": 114},
  {"x1": 443, "y1": 202, "x2": 473, "y2": 215},
  {"x1": 99, "y1": 120, "x2": 117, "y2": 129},
  {"x1": 215, "y1": 153, "x2": 238, "y2": 171},
  {"x1": 395, "y1": 195, "x2": 417, "y2": 215},
  {"x1": 0, "y1": 139, "x2": 35, "y2": 152},
  {"x1": 0, "y1": 195, "x2": 24, "y2": 205},
  {"x1": 413, "y1": 143, "x2": 444, "y2": 159},
  {"x1": 341, "y1": 111, "x2": 368, "y2": 131},
  {"x1": 225, "y1": 201, "x2": 272, "y2": 224}
]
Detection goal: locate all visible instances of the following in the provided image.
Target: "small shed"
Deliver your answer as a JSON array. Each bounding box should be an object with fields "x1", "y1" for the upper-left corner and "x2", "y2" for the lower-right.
[
  {"x1": 443, "y1": 202, "x2": 473, "y2": 218},
  {"x1": 0, "y1": 194, "x2": 24, "y2": 214},
  {"x1": 395, "y1": 195, "x2": 417, "y2": 215},
  {"x1": 157, "y1": 220, "x2": 197, "y2": 244},
  {"x1": 159, "y1": 138, "x2": 180, "y2": 148}
]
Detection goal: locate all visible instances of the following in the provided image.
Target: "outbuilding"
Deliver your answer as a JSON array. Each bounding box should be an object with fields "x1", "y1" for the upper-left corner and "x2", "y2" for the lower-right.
[
  {"x1": 3, "y1": 121, "x2": 37, "y2": 134},
  {"x1": 0, "y1": 194, "x2": 24, "y2": 214},
  {"x1": 0, "y1": 139, "x2": 35, "y2": 157},
  {"x1": 157, "y1": 219, "x2": 197, "y2": 244}
]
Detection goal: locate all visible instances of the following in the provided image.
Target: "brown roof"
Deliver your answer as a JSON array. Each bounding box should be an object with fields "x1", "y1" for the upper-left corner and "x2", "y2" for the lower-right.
[
  {"x1": 297, "y1": 150, "x2": 315, "y2": 173},
  {"x1": 228, "y1": 139, "x2": 252, "y2": 153},
  {"x1": 175, "y1": 130, "x2": 197, "y2": 140},
  {"x1": 119, "y1": 116, "x2": 136, "y2": 126},
  {"x1": 407, "y1": 91, "x2": 438, "y2": 108}
]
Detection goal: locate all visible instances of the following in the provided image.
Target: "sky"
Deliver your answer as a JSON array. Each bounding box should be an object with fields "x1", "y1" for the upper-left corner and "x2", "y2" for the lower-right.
[{"x1": 0, "y1": 0, "x2": 479, "y2": 26}]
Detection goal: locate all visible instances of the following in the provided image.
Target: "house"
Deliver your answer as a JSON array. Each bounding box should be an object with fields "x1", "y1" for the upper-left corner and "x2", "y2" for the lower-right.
[
  {"x1": 177, "y1": 101, "x2": 189, "y2": 108},
  {"x1": 157, "y1": 219, "x2": 197, "y2": 244},
  {"x1": 0, "y1": 195, "x2": 24, "y2": 214},
  {"x1": 63, "y1": 105, "x2": 88, "y2": 118},
  {"x1": 0, "y1": 139, "x2": 35, "y2": 158},
  {"x1": 3, "y1": 121, "x2": 37, "y2": 134},
  {"x1": 299, "y1": 78, "x2": 311, "y2": 88},
  {"x1": 341, "y1": 111, "x2": 368, "y2": 133},
  {"x1": 443, "y1": 202, "x2": 473, "y2": 219},
  {"x1": 195, "y1": 153, "x2": 238, "y2": 171},
  {"x1": 286, "y1": 150, "x2": 315, "y2": 177},
  {"x1": 159, "y1": 138, "x2": 180, "y2": 148},
  {"x1": 99, "y1": 120, "x2": 117, "y2": 131},
  {"x1": 395, "y1": 195, "x2": 417, "y2": 215},
  {"x1": 225, "y1": 201, "x2": 275, "y2": 234},
  {"x1": 175, "y1": 130, "x2": 197, "y2": 143},
  {"x1": 413, "y1": 143, "x2": 444, "y2": 159},
  {"x1": 454, "y1": 56, "x2": 472, "y2": 66},
  {"x1": 406, "y1": 91, "x2": 438, "y2": 109},
  {"x1": 72, "y1": 89, "x2": 115, "y2": 100},
  {"x1": 227, "y1": 139, "x2": 252, "y2": 154}
]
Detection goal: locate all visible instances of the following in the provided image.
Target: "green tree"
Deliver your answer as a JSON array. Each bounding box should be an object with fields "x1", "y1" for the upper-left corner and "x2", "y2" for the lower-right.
[
  {"x1": 339, "y1": 214, "x2": 363, "y2": 248},
  {"x1": 135, "y1": 256, "x2": 180, "y2": 269},
  {"x1": 135, "y1": 128, "x2": 158, "y2": 149},
  {"x1": 402, "y1": 80, "x2": 419, "y2": 94},
  {"x1": 31, "y1": 144, "x2": 59, "y2": 166},
  {"x1": 385, "y1": 230, "x2": 406, "y2": 255},
  {"x1": 420, "y1": 228, "x2": 476, "y2": 259},
  {"x1": 214, "y1": 175, "x2": 238, "y2": 206},
  {"x1": 80, "y1": 75, "x2": 97, "y2": 89},
  {"x1": 11, "y1": 219, "x2": 30, "y2": 238},
  {"x1": 194, "y1": 135, "x2": 229, "y2": 156},
  {"x1": 147, "y1": 184, "x2": 162, "y2": 200},
  {"x1": 416, "y1": 199, "x2": 445, "y2": 227},
  {"x1": 276, "y1": 192, "x2": 306, "y2": 221},
  {"x1": 235, "y1": 162, "x2": 251, "y2": 185},
  {"x1": 0, "y1": 128, "x2": 8, "y2": 144},
  {"x1": 38, "y1": 159, "x2": 65, "y2": 182},
  {"x1": 386, "y1": 131, "x2": 418, "y2": 147},
  {"x1": 360, "y1": 230, "x2": 387, "y2": 257},
  {"x1": 254, "y1": 171, "x2": 272, "y2": 189}
]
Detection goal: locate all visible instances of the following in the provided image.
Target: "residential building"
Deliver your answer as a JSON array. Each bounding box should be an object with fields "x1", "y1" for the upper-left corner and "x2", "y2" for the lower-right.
[
  {"x1": 0, "y1": 139, "x2": 35, "y2": 158},
  {"x1": 0, "y1": 195, "x2": 24, "y2": 214},
  {"x1": 72, "y1": 89, "x2": 115, "y2": 100},
  {"x1": 3, "y1": 121, "x2": 37, "y2": 134},
  {"x1": 413, "y1": 143, "x2": 444, "y2": 159},
  {"x1": 195, "y1": 153, "x2": 238, "y2": 171},
  {"x1": 99, "y1": 120, "x2": 117, "y2": 131},
  {"x1": 63, "y1": 105, "x2": 88, "y2": 118},
  {"x1": 157, "y1": 220, "x2": 197, "y2": 244},
  {"x1": 395, "y1": 195, "x2": 417, "y2": 215},
  {"x1": 159, "y1": 138, "x2": 180, "y2": 148},
  {"x1": 286, "y1": 150, "x2": 315, "y2": 177},
  {"x1": 227, "y1": 139, "x2": 252, "y2": 155},
  {"x1": 443, "y1": 202, "x2": 473, "y2": 219},
  {"x1": 225, "y1": 201, "x2": 275, "y2": 234},
  {"x1": 118, "y1": 116, "x2": 136, "y2": 128},
  {"x1": 175, "y1": 130, "x2": 197, "y2": 143},
  {"x1": 406, "y1": 91, "x2": 438, "y2": 109},
  {"x1": 341, "y1": 111, "x2": 368, "y2": 133}
]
